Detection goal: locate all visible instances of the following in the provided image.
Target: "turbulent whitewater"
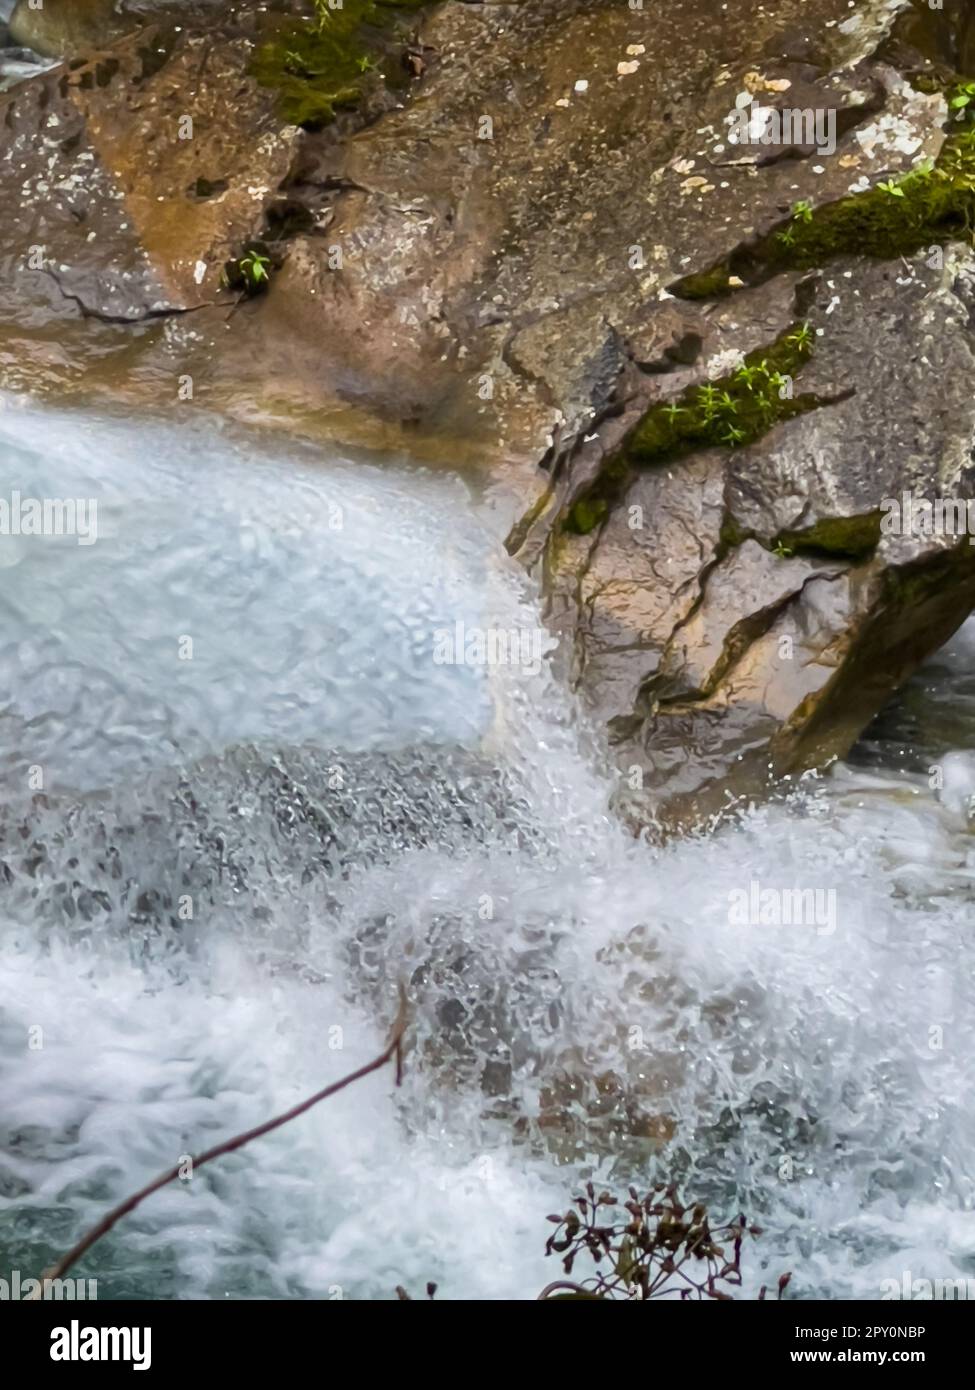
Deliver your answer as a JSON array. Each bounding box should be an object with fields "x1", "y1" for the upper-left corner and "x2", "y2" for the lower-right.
[{"x1": 2, "y1": 402, "x2": 974, "y2": 1300}]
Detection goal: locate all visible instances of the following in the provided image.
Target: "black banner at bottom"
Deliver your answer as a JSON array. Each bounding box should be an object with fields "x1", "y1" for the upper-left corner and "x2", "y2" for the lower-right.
[{"x1": 2, "y1": 1299, "x2": 970, "y2": 1373}]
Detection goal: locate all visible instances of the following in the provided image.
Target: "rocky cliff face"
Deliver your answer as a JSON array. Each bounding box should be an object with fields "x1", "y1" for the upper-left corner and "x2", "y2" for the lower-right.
[{"x1": 4, "y1": 0, "x2": 975, "y2": 827}]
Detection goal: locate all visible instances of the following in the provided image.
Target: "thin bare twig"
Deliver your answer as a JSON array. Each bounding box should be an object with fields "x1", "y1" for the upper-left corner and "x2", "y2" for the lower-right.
[{"x1": 26, "y1": 986, "x2": 409, "y2": 1297}]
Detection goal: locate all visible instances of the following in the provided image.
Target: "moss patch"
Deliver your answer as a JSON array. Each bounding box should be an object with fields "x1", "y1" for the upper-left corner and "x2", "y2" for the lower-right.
[
  {"x1": 775, "y1": 512, "x2": 883, "y2": 560},
  {"x1": 563, "y1": 322, "x2": 819, "y2": 536},
  {"x1": 670, "y1": 262, "x2": 736, "y2": 301},
  {"x1": 564, "y1": 455, "x2": 631, "y2": 536},
  {"x1": 566, "y1": 496, "x2": 609, "y2": 536},
  {"x1": 763, "y1": 121, "x2": 975, "y2": 267},
  {"x1": 883, "y1": 535, "x2": 975, "y2": 610},
  {"x1": 719, "y1": 513, "x2": 750, "y2": 550},
  {"x1": 630, "y1": 323, "x2": 816, "y2": 459},
  {"x1": 251, "y1": 0, "x2": 428, "y2": 128}
]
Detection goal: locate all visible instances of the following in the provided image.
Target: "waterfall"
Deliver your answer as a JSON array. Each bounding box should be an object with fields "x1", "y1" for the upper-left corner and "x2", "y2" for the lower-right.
[{"x1": 2, "y1": 403, "x2": 975, "y2": 1299}]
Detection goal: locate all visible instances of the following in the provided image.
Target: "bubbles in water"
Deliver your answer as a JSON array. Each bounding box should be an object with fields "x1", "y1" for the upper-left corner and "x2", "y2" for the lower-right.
[{"x1": 2, "y1": 406, "x2": 975, "y2": 1301}]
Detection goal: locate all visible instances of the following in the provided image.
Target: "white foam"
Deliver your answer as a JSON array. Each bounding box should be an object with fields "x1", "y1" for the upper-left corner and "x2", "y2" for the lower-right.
[{"x1": 2, "y1": 406, "x2": 974, "y2": 1301}]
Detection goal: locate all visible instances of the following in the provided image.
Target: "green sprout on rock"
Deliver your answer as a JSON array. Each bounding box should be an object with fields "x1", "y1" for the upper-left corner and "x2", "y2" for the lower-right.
[
  {"x1": 950, "y1": 82, "x2": 975, "y2": 119},
  {"x1": 695, "y1": 383, "x2": 721, "y2": 420},
  {"x1": 733, "y1": 363, "x2": 762, "y2": 388},
  {"x1": 314, "y1": 0, "x2": 335, "y2": 32},
  {"x1": 239, "y1": 249, "x2": 271, "y2": 289},
  {"x1": 221, "y1": 246, "x2": 275, "y2": 298},
  {"x1": 785, "y1": 322, "x2": 814, "y2": 351}
]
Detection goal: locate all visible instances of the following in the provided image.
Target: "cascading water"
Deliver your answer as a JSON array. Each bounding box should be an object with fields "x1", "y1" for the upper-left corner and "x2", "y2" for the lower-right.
[{"x1": 2, "y1": 401, "x2": 975, "y2": 1300}]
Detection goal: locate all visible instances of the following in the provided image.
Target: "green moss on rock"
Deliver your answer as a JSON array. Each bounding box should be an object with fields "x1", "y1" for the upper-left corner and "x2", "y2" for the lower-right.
[
  {"x1": 560, "y1": 322, "x2": 819, "y2": 539},
  {"x1": 762, "y1": 121, "x2": 975, "y2": 268},
  {"x1": 671, "y1": 262, "x2": 735, "y2": 301},
  {"x1": 719, "y1": 513, "x2": 751, "y2": 550},
  {"x1": 673, "y1": 91, "x2": 975, "y2": 298},
  {"x1": 627, "y1": 321, "x2": 816, "y2": 464},
  {"x1": 564, "y1": 496, "x2": 609, "y2": 536},
  {"x1": 775, "y1": 512, "x2": 883, "y2": 560},
  {"x1": 251, "y1": 0, "x2": 428, "y2": 128}
]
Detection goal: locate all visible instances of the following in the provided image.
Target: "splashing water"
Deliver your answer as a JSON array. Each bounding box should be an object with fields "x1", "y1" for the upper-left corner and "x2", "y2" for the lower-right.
[{"x1": 1, "y1": 402, "x2": 974, "y2": 1301}]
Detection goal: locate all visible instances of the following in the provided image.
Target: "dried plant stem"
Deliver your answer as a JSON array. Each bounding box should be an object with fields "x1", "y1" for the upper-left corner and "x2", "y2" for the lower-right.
[{"x1": 26, "y1": 987, "x2": 409, "y2": 1298}]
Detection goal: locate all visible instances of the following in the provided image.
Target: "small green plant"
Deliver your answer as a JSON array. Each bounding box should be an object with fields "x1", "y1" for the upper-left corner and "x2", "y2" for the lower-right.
[
  {"x1": 786, "y1": 322, "x2": 814, "y2": 351},
  {"x1": 950, "y1": 81, "x2": 975, "y2": 119},
  {"x1": 776, "y1": 227, "x2": 797, "y2": 249},
  {"x1": 313, "y1": 0, "x2": 335, "y2": 32},
  {"x1": 876, "y1": 178, "x2": 905, "y2": 198},
  {"x1": 222, "y1": 246, "x2": 275, "y2": 297},
  {"x1": 539, "y1": 1182, "x2": 791, "y2": 1301},
  {"x1": 696, "y1": 382, "x2": 721, "y2": 419},
  {"x1": 792, "y1": 199, "x2": 813, "y2": 223},
  {"x1": 733, "y1": 364, "x2": 762, "y2": 388},
  {"x1": 239, "y1": 249, "x2": 271, "y2": 289},
  {"x1": 772, "y1": 539, "x2": 795, "y2": 559}
]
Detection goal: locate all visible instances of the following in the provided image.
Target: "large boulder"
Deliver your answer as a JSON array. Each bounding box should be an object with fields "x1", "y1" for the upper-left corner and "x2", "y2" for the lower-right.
[{"x1": 550, "y1": 252, "x2": 975, "y2": 825}]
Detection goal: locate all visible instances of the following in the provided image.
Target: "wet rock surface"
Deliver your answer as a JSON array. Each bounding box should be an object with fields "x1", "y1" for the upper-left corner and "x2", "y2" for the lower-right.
[
  {"x1": 3, "y1": 0, "x2": 975, "y2": 825},
  {"x1": 8, "y1": 0, "x2": 135, "y2": 59},
  {"x1": 0, "y1": 9, "x2": 299, "y2": 325}
]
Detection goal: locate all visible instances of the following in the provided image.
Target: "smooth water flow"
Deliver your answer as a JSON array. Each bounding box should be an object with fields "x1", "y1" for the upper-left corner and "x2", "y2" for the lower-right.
[{"x1": 2, "y1": 403, "x2": 974, "y2": 1300}]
